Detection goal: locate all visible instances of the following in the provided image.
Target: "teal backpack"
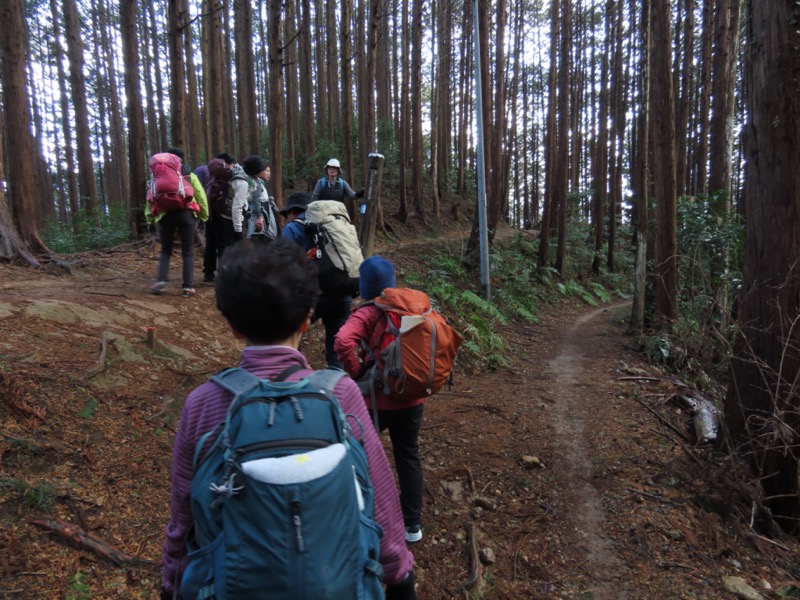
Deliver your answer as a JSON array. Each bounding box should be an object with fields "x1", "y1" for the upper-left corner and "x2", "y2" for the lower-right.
[{"x1": 181, "y1": 367, "x2": 385, "y2": 600}]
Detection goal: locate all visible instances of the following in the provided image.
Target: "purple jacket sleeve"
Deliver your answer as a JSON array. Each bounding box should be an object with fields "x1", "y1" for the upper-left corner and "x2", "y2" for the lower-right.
[{"x1": 332, "y1": 375, "x2": 415, "y2": 586}]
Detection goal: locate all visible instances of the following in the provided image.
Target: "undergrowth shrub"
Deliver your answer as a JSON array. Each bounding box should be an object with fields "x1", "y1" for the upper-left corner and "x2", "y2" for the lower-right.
[
  {"x1": 637, "y1": 194, "x2": 743, "y2": 390},
  {"x1": 401, "y1": 225, "x2": 632, "y2": 370},
  {"x1": 42, "y1": 204, "x2": 130, "y2": 254}
]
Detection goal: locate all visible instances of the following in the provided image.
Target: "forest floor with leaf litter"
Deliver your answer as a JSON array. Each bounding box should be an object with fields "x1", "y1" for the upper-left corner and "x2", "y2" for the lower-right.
[{"x1": 1, "y1": 227, "x2": 799, "y2": 599}]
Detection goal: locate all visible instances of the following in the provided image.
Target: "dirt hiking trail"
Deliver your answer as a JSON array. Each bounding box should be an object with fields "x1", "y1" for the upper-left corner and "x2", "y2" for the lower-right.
[{"x1": 1, "y1": 241, "x2": 799, "y2": 599}]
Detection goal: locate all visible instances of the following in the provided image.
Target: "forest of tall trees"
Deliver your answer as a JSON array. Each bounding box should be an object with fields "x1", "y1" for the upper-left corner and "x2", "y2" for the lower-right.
[{"x1": 2, "y1": 0, "x2": 800, "y2": 531}]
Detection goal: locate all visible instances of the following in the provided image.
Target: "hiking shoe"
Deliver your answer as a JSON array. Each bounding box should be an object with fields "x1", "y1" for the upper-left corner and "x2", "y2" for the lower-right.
[
  {"x1": 405, "y1": 525, "x2": 422, "y2": 544},
  {"x1": 182, "y1": 287, "x2": 196, "y2": 298},
  {"x1": 202, "y1": 274, "x2": 215, "y2": 284},
  {"x1": 150, "y1": 281, "x2": 167, "y2": 295}
]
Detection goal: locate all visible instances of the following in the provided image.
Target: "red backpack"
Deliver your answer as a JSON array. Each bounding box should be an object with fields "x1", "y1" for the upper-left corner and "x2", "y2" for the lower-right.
[
  {"x1": 358, "y1": 288, "x2": 462, "y2": 416},
  {"x1": 147, "y1": 153, "x2": 197, "y2": 216}
]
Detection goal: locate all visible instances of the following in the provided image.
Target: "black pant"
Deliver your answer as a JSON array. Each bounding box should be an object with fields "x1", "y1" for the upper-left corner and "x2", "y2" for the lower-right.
[
  {"x1": 203, "y1": 214, "x2": 235, "y2": 278},
  {"x1": 378, "y1": 404, "x2": 424, "y2": 528},
  {"x1": 156, "y1": 210, "x2": 196, "y2": 289},
  {"x1": 312, "y1": 294, "x2": 352, "y2": 369}
]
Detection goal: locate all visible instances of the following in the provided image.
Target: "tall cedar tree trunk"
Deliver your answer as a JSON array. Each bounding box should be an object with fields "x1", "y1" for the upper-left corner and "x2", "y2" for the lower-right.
[
  {"x1": 674, "y1": 0, "x2": 694, "y2": 198},
  {"x1": 538, "y1": 0, "x2": 559, "y2": 267},
  {"x1": 607, "y1": 0, "x2": 625, "y2": 272},
  {"x1": 299, "y1": 0, "x2": 316, "y2": 175},
  {"x1": 410, "y1": 0, "x2": 425, "y2": 221},
  {"x1": 221, "y1": 6, "x2": 236, "y2": 152},
  {"x1": 429, "y1": 5, "x2": 439, "y2": 217},
  {"x1": 491, "y1": 0, "x2": 506, "y2": 237},
  {"x1": 364, "y1": 0, "x2": 379, "y2": 159},
  {"x1": 650, "y1": 0, "x2": 677, "y2": 323},
  {"x1": 100, "y1": 1, "x2": 129, "y2": 208},
  {"x1": 28, "y1": 24, "x2": 54, "y2": 227},
  {"x1": 591, "y1": 0, "x2": 611, "y2": 276},
  {"x1": 206, "y1": 0, "x2": 225, "y2": 154},
  {"x1": 708, "y1": 0, "x2": 741, "y2": 206},
  {"x1": 168, "y1": 0, "x2": 187, "y2": 150},
  {"x1": 148, "y1": 1, "x2": 168, "y2": 151},
  {"x1": 725, "y1": 0, "x2": 800, "y2": 531},
  {"x1": 142, "y1": 2, "x2": 159, "y2": 156},
  {"x1": 455, "y1": 0, "x2": 472, "y2": 199},
  {"x1": 554, "y1": 0, "x2": 571, "y2": 276},
  {"x1": 283, "y1": 2, "x2": 299, "y2": 165},
  {"x1": 354, "y1": 0, "x2": 367, "y2": 185},
  {"x1": 184, "y1": 10, "x2": 203, "y2": 163},
  {"x1": 120, "y1": 0, "x2": 147, "y2": 238},
  {"x1": 435, "y1": 0, "x2": 452, "y2": 209},
  {"x1": 49, "y1": 0, "x2": 80, "y2": 232},
  {"x1": 234, "y1": 0, "x2": 259, "y2": 159},
  {"x1": 0, "y1": 0, "x2": 47, "y2": 262},
  {"x1": 629, "y1": 0, "x2": 650, "y2": 333},
  {"x1": 376, "y1": 0, "x2": 391, "y2": 147},
  {"x1": 268, "y1": 0, "x2": 284, "y2": 204},
  {"x1": 694, "y1": 0, "x2": 713, "y2": 197},
  {"x1": 63, "y1": 0, "x2": 98, "y2": 216},
  {"x1": 341, "y1": 0, "x2": 355, "y2": 198},
  {"x1": 397, "y1": 0, "x2": 409, "y2": 221},
  {"x1": 326, "y1": 0, "x2": 340, "y2": 141}
]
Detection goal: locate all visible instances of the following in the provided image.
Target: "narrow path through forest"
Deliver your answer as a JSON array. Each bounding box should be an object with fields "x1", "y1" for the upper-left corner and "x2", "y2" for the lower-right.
[{"x1": 546, "y1": 302, "x2": 631, "y2": 599}]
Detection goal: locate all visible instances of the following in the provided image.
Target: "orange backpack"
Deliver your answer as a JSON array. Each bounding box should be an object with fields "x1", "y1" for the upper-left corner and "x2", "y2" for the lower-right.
[{"x1": 360, "y1": 288, "x2": 462, "y2": 405}]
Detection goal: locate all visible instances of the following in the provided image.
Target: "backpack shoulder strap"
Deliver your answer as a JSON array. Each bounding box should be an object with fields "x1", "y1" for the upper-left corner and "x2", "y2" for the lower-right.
[
  {"x1": 210, "y1": 367, "x2": 261, "y2": 397},
  {"x1": 306, "y1": 369, "x2": 347, "y2": 396}
]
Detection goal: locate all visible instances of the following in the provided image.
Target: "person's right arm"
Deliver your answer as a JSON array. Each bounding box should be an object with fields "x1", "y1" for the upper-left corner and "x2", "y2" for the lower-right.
[{"x1": 335, "y1": 306, "x2": 377, "y2": 378}]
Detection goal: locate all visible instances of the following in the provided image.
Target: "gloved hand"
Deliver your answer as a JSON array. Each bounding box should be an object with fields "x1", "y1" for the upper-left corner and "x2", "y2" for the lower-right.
[
  {"x1": 232, "y1": 230, "x2": 244, "y2": 242},
  {"x1": 356, "y1": 188, "x2": 365, "y2": 199},
  {"x1": 385, "y1": 570, "x2": 417, "y2": 600}
]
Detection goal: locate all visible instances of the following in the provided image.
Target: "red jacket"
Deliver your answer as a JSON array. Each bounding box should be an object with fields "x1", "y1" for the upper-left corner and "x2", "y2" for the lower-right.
[{"x1": 334, "y1": 303, "x2": 425, "y2": 411}]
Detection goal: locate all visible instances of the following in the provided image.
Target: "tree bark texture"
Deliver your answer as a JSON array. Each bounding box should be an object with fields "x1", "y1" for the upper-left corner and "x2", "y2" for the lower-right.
[{"x1": 725, "y1": 0, "x2": 800, "y2": 531}]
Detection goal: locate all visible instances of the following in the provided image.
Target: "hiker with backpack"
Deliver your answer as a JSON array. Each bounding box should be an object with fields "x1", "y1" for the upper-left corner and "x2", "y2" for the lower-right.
[
  {"x1": 281, "y1": 191, "x2": 361, "y2": 370},
  {"x1": 311, "y1": 158, "x2": 364, "y2": 221},
  {"x1": 241, "y1": 154, "x2": 280, "y2": 241},
  {"x1": 201, "y1": 153, "x2": 249, "y2": 283},
  {"x1": 334, "y1": 257, "x2": 426, "y2": 544},
  {"x1": 335, "y1": 256, "x2": 463, "y2": 545},
  {"x1": 146, "y1": 147, "x2": 209, "y2": 298},
  {"x1": 160, "y1": 238, "x2": 418, "y2": 600}
]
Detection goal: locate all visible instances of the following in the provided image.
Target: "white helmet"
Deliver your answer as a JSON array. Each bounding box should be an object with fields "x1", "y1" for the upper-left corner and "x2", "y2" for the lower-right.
[{"x1": 325, "y1": 158, "x2": 341, "y2": 170}]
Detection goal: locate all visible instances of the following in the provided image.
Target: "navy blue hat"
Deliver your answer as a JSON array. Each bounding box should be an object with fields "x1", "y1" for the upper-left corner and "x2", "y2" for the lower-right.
[
  {"x1": 359, "y1": 256, "x2": 396, "y2": 300},
  {"x1": 280, "y1": 192, "x2": 311, "y2": 216}
]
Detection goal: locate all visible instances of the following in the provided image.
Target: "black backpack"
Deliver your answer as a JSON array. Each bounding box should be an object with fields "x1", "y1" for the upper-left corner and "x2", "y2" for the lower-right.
[{"x1": 205, "y1": 159, "x2": 236, "y2": 217}]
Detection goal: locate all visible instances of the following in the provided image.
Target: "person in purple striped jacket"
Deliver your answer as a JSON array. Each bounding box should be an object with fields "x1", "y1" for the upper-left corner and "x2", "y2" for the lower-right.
[{"x1": 160, "y1": 237, "x2": 417, "y2": 600}]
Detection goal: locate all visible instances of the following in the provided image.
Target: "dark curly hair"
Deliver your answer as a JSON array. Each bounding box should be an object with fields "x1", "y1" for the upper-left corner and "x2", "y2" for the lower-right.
[{"x1": 215, "y1": 238, "x2": 319, "y2": 344}]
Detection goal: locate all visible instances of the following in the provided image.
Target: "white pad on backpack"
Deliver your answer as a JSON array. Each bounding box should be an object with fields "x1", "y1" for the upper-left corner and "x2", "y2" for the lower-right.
[{"x1": 241, "y1": 443, "x2": 346, "y2": 485}]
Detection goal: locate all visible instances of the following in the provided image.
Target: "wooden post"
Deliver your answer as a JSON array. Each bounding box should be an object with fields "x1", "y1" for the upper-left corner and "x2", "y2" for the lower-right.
[
  {"x1": 358, "y1": 153, "x2": 385, "y2": 259},
  {"x1": 145, "y1": 327, "x2": 156, "y2": 349}
]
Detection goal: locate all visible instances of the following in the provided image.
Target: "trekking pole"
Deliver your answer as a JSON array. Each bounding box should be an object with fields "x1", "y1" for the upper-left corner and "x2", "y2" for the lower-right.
[{"x1": 358, "y1": 153, "x2": 385, "y2": 258}]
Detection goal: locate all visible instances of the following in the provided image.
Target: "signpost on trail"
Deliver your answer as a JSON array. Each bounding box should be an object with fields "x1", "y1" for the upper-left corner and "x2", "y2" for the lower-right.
[{"x1": 358, "y1": 153, "x2": 385, "y2": 259}]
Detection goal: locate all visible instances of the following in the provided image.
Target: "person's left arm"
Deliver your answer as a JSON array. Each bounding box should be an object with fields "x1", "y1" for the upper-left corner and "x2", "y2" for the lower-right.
[
  {"x1": 230, "y1": 179, "x2": 249, "y2": 234},
  {"x1": 189, "y1": 173, "x2": 209, "y2": 222},
  {"x1": 161, "y1": 394, "x2": 201, "y2": 597},
  {"x1": 332, "y1": 377, "x2": 415, "y2": 587}
]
